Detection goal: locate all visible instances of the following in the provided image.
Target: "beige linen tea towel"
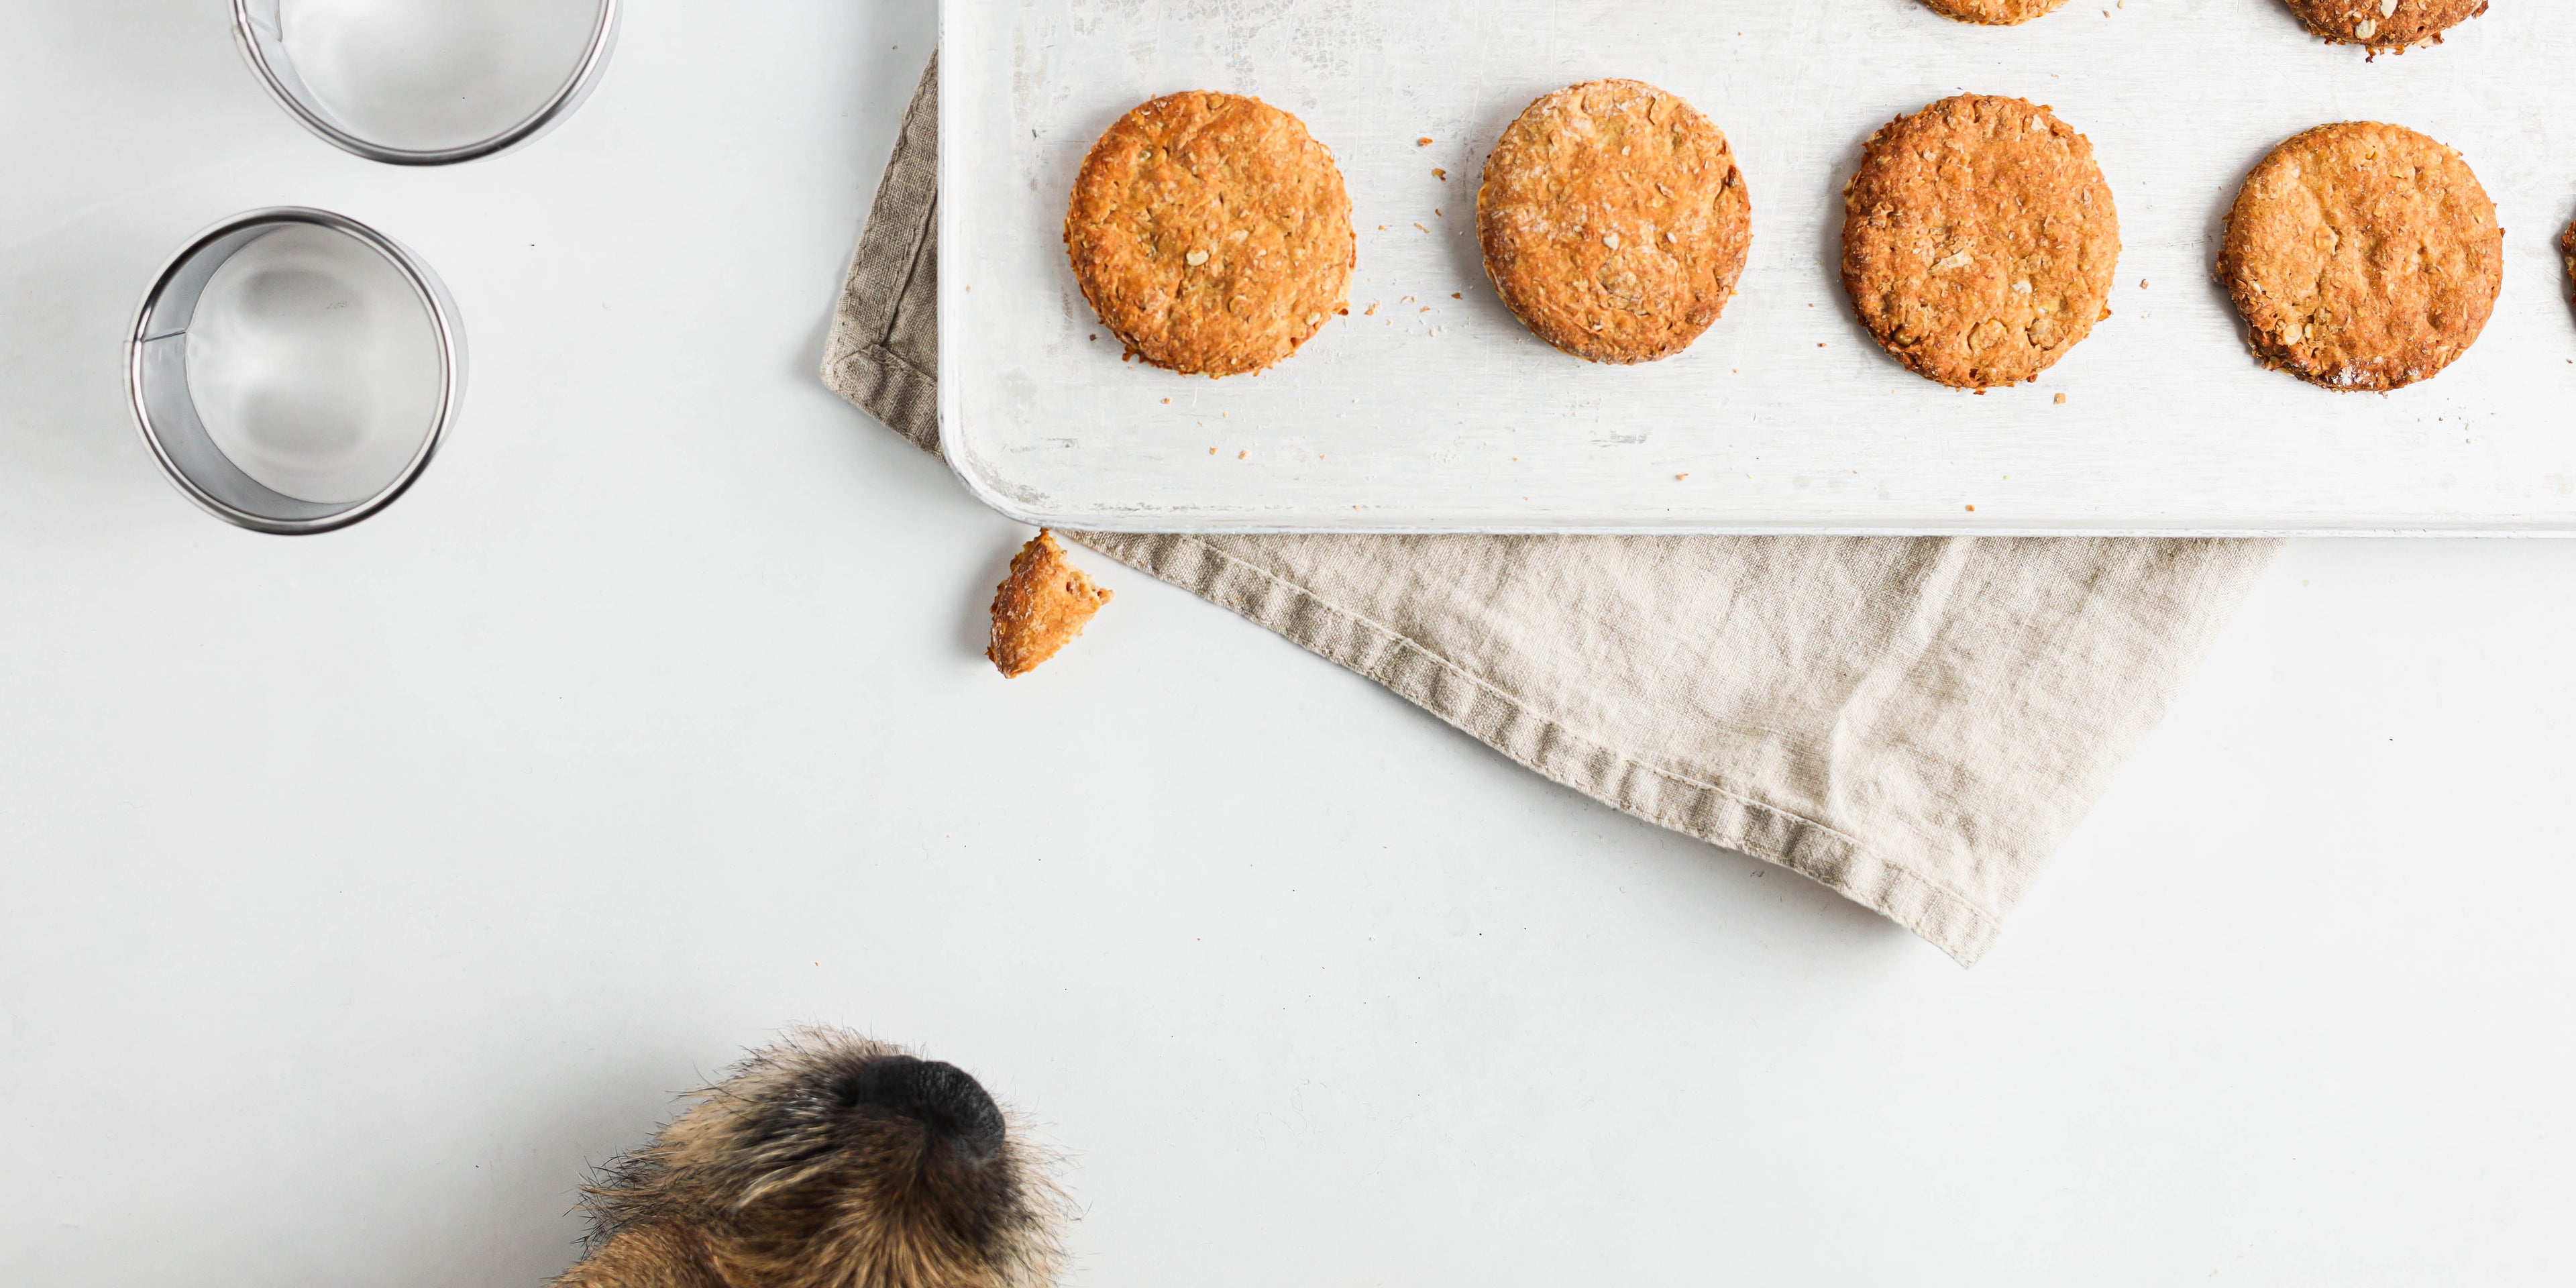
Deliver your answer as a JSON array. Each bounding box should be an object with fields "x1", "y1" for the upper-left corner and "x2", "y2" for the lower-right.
[{"x1": 824, "y1": 59, "x2": 2281, "y2": 966}]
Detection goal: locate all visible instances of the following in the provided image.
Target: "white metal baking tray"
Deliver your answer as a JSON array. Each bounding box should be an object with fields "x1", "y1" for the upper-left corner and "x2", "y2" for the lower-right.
[{"x1": 937, "y1": 0, "x2": 2576, "y2": 535}]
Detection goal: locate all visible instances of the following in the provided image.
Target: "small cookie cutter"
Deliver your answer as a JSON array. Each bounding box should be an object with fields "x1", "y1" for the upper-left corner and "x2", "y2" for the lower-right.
[
  {"x1": 231, "y1": 0, "x2": 622, "y2": 166},
  {"x1": 127, "y1": 207, "x2": 466, "y2": 535}
]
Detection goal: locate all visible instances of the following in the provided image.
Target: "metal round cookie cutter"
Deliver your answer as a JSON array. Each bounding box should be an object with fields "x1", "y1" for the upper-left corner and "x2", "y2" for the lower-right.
[
  {"x1": 232, "y1": 0, "x2": 622, "y2": 166},
  {"x1": 127, "y1": 207, "x2": 466, "y2": 535}
]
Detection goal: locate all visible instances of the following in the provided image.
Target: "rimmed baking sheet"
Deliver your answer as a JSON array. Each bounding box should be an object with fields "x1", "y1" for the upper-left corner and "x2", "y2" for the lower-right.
[{"x1": 938, "y1": 0, "x2": 2576, "y2": 535}]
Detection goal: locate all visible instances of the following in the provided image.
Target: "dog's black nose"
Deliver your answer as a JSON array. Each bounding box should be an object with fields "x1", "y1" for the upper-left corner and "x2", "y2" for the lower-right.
[{"x1": 836, "y1": 1056, "x2": 1006, "y2": 1161}]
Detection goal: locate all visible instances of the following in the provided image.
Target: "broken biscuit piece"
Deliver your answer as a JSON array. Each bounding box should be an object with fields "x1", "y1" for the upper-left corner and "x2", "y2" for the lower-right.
[{"x1": 988, "y1": 531, "x2": 1113, "y2": 678}]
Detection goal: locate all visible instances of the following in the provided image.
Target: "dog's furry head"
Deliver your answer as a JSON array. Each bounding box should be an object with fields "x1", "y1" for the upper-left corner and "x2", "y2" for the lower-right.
[{"x1": 555, "y1": 1029, "x2": 1063, "y2": 1288}]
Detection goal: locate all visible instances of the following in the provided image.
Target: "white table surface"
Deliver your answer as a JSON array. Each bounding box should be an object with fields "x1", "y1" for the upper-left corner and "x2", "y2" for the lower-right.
[{"x1": 3, "y1": 3, "x2": 2571, "y2": 1284}]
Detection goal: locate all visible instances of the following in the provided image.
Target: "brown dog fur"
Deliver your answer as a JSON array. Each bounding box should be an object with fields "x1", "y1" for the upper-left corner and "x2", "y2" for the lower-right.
[{"x1": 552, "y1": 1030, "x2": 1064, "y2": 1288}]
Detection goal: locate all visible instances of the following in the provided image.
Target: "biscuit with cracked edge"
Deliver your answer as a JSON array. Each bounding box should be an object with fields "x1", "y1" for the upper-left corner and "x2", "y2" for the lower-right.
[
  {"x1": 2219, "y1": 122, "x2": 2501, "y2": 392},
  {"x1": 1477, "y1": 78, "x2": 1752, "y2": 365},
  {"x1": 1064, "y1": 91, "x2": 1353, "y2": 378},
  {"x1": 1840, "y1": 94, "x2": 2120, "y2": 390},
  {"x1": 2284, "y1": 0, "x2": 2488, "y2": 56},
  {"x1": 988, "y1": 531, "x2": 1112, "y2": 678},
  {"x1": 1919, "y1": 0, "x2": 2072, "y2": 25}
]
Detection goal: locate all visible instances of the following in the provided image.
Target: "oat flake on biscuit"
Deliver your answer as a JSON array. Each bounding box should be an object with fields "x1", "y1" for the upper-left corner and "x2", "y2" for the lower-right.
[
  {"x1": 2220, "y1": 121, "x2": 2502, "y2": 393},
  {"x1": 1477, "y1": 78, "x2": 1752, "y2": 365},
  {"x1": 1063, "y1": 91, "x2": 1354, "y2": 378},
  {"x1": 1840, "y1": 94, "x2": 2120, "y2": 390}
]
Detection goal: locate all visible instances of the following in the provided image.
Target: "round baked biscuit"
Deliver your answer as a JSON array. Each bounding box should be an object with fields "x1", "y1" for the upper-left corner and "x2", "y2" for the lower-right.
[
  {"x1": 1064, "y1": 91, "x2": 1354, "y2": 378},
  {"x1": 1477, "y1": 78, "x2": 1752, "y2": 365},
  {"x1": 1919, "y1": 0, "x2": 2072, "y2": 25},
  {"x1": 2219, "y1": 122, "x2": 2502, "y2": 392},
  {"x1": 2561, "y1": 217, "x2": 2575, "y2": 300},
  {"x1": 1839, "y1": 94, "x2": 2120, "y2": 390},
  {"x1": 2284, "y1": 0, "x2": 2488, "y2": 55}
]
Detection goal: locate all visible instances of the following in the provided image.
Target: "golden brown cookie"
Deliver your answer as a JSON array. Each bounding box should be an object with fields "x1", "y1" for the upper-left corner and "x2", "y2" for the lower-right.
[
  {"x1": 1064, "y1": 91, "x2": 1354, "y2": 378},
  {"x1": 1840, "y1": 94, "x2": 2120, "y2": 390},
  {"x1": 2284, "y1": 0, "x2": 2488, "y2": 56},
  {"x1": 1919, "y1": 0, "x2": 2072, "y2": 24},
  {"x1": 1477, "y1": 78, "x2": 1752, "y2": 365},
  {"x1": 988, "y1": 531, "x2": 1112, "y2": 678},
  {"x1": 2219, "y1": 122, "x2": 2502, "y2": 392},
  {"x1": 2561, "y1": 217, "x2": 2576, "y2": 299}
]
